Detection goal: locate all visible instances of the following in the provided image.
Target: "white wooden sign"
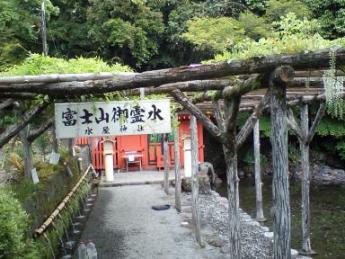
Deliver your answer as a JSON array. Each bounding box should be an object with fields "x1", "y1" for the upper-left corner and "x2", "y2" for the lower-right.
[
  {"x1": 31, "y1": 168, "x2": 40, "y2": 184},
  {"x1": 49, "y1": 151, "x2": 60, "y2": 165},
  {"x1": 55, "y1": 99, "x2": 171, "y2": 138}
]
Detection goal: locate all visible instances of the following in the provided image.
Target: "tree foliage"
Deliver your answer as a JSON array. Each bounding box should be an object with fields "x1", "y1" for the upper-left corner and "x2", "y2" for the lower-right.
[
  {"x1": 303, "y1": 0, "x2": 345, "y2": 39},
  {"x1": 86, "y1": 0, "x2": 164, "y2": 68},
  {"x1": 182, "y1": 17, "x2": 245, "y2": 52},
  {"x1": 2, "y1": 54, "x2": 131, "y2": 76},
  {"x1": 209, "y1": 13, "x2": 345, "y2": 63}
]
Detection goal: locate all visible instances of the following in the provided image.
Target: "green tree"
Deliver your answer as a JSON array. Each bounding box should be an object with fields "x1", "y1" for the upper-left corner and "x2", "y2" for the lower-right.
[
  {"x1": 303, "y1": 0, "x2": 345, "y2": 39},
  {"x1": 182, "y1": 17, "x2": 246, "y2": 52},
  {"x1": 47, "y1": 0, "x2": 90, "y2": 58},
  {"x1": 264, "y1": 0, "x2": 310, "y2": 22},
  {"x1": 0, "y1": 0, "x2": 57, "y2": 69},
  {"x1": 0, "y1": 188, "x2": 38, "y2": 258},
  {"x1": 86, "y1": 0, "x2": 164, "y2": 69}
]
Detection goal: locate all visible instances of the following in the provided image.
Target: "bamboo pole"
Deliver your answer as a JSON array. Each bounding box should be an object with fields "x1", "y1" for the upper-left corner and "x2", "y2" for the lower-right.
[
  {"x1": 253, "y1": 120, "x2": 266, "y2": 222},
  {"x1": 174, "y1": 128, "x2": 182, "y2": 212},
  {"x1": 34, "y1": 164, "x2": 93, "y2": 236},
  {"x1": 190, "y1": 115, "x2": 203, "y2": 246}
]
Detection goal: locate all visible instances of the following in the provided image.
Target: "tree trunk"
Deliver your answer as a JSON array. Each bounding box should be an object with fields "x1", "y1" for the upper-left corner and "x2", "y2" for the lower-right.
[
  {"x1": 254, "y1": 120, "x2": 265, "y2": 221},
  {"x1": 299, "y1": 104, "x2": 315, "y2": 255},
  {"x1": 191, "y1": 115, "x2": 203, "y2": 246},
  {"x1": 40, "y1": 1, "x2": 48, "y2": 55},
  {"x1": 174, "y1": 128, "x2": 182, "y2": 212},
  {"x1": 20, "y1": 127, "x2": 33, "y2": 179},
  {"x1": 270, "y1": 68, "x2": 292, "y2": 259},
  {"x1": 222, "y1": 144, "x2": 240, "y2": 258},
  {"x1": 163, "y1": 134, "x2": 169, "y2": 195}
]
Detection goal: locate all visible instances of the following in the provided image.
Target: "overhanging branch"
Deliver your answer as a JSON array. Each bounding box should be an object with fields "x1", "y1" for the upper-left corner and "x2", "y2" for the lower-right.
[
  {"x1": 307, "y1": 102, "x2": 326, "y2": 144},
  {"x1": 236, "y1": 90, "x2": 271, "y2": 149},
  {"x1": 27, "y1": 118, "x2": 54, "y2": 143},
  {"x1": 287, "y1": 108, "x2": 305, "y2": 140},
  {"x1": 0, "y1": 102, "x2": 50, "y2": 148},
  {"x1": 170, "y1": 90, "x2": 222, "y2": 140}
]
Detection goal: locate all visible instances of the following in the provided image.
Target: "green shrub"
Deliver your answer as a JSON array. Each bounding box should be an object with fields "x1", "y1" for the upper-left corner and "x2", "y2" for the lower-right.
[{"x1": 0, "y1": 188, "x2": 38, "y2": 258}]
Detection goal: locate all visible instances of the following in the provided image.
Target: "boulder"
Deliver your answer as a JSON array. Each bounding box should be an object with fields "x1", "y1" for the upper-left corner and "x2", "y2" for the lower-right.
[{"x1": 182, "y1": 175, "x2": 212, "y2": 194}]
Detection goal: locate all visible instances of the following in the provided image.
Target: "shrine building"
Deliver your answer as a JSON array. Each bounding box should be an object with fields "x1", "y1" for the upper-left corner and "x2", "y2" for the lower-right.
[{"x1": 75, "y1": 113, "x2": 205, "y2": 172}]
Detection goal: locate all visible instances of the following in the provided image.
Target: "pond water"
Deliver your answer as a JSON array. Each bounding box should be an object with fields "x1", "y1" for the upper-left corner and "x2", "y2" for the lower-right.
[{"x1": 216, "y1": 177, "x2": 345, "y2": 259}]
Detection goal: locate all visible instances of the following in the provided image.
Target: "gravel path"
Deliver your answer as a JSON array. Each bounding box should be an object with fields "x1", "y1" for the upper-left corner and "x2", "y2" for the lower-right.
[{"x1": 80, "y1": 185, "x2": 223, "y2": 259}]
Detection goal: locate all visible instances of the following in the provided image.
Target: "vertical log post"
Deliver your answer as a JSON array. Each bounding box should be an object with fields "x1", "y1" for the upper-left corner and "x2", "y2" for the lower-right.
[
  {"x1": 191, "y1": 115, "x2": 203, "y2": 246},
  {"x1": 270, "y1": 66, "x2": 294, "y2": 259},
  {"x1": 222, "y1": 95, "x2": 241, "y2": 259},
  {"x1": 254, "y1": 119, "x2": 266, "y2": 221},
  {"x1": 174, "y1": 127, "x2": 182, "y2": 212},
  {"x1": 20, "y1": 126, "x2": 33, "y2": 178},
  {"x1": 163, "y1": 134, "x2": 169, "y2": 195},
  {"x1": 52, "y1": 126, "x2": 59, "y2": 153},
  {"x1": 68, "y1": 139, "x2": 74, "y2": 156},
  {"x1": 299, "y1": 104, "x2": 316, "y2": 255},
  {"x1": 222, "y1": 144, "x2": 240, "y2": 257}
]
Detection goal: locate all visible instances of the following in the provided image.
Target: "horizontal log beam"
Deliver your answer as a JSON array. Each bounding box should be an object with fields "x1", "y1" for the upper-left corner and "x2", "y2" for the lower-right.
[
  {"x1": 1, "y1": 48, "x2": 345, "y2": 95},
  {"x1": 222, "y1": 74, "x2": 262, "y2": 99},
  {"x1": 0, "y1": 72, "x2": 136, "y2": 85},
  {"x1": 146, "y1": 79, "x2": 232, "y2": 94}
]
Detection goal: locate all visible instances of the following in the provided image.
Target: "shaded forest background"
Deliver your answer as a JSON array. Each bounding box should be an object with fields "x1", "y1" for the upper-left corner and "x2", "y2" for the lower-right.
[{"x1": 1, "y1": 0, "x2": 344, "y2": 71}]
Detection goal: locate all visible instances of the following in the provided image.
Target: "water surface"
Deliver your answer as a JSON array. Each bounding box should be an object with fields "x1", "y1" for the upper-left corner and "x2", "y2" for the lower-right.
[{"x1": 217, "y1": 177, "x2": 345, "y2": 259}]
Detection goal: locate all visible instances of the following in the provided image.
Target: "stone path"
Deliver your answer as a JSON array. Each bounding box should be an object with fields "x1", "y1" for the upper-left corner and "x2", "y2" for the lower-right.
[{"x1": 80, "y1": 184, "x2": 222, "y2": 259}]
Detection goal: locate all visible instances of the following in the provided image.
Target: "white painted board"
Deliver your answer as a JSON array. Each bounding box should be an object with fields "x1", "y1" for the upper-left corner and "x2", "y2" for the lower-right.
[
  {"x1": 55, "y1": 99, "x2": 171, "y2": 138},
  {"x1": 31, "y1": 168, "x2": 39, "y2": 184},
  {"x1": 49, "y1": 151, "x2": 60, "y2": 165}
]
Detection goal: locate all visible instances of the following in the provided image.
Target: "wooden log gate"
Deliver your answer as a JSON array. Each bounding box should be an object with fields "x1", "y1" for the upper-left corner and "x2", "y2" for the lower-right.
[{"x1": 2, "y1": 48, "x2": 345, "y2": 259}]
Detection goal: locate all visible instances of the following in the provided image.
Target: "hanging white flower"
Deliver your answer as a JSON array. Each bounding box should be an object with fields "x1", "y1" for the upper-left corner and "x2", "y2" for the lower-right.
[{"x1": 323, "y1": 48, "x2": 345, "y2": 118}]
